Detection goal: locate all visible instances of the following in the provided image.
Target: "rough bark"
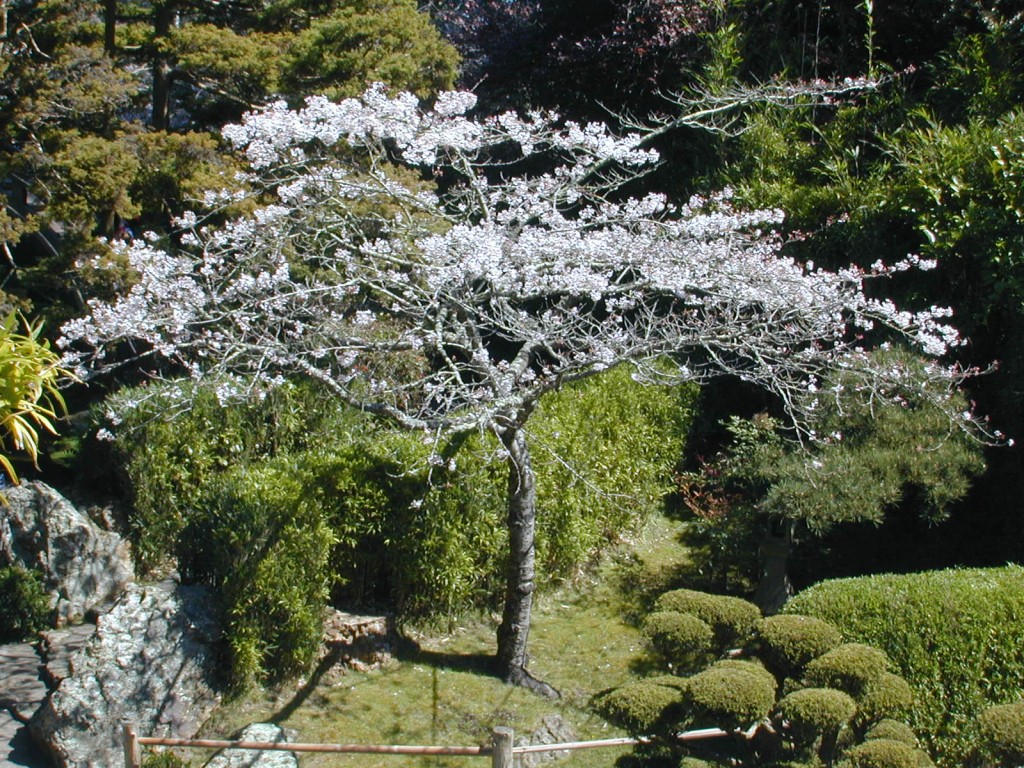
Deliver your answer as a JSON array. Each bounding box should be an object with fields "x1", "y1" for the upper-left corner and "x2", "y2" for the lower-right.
[
  {"x1": 150, "y1": 1, "x2": 174, "y2": 130},
  {"x1": 494, "y1": 426, "x2": 558, "y2": 698}
]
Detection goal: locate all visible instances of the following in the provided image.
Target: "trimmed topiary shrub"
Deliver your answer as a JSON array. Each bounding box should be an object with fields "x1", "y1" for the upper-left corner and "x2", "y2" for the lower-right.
[
  {"x1": 803, "y1": 644, "x2": 890, "y2": 697},
  {"x1": 775, "y1": 688, "x2": 857, "y2": 744},
  {"x1": 655, "y1": 589, "x2": 761, "y2": 649},
  {"x1": 682, "y1": 664, "x2": 777, "y2": 730},
  {"x1": 846, "y1": 738, "x2": 934, "y2": 768},
  {"x1": 857, "y1": 673, "x2": 914, "y2": 726},
  {"x1": 865, "y1": 719, "x2": 918, "y2": 746},
  {"x1": 709, "y1": 658, "x2": 778, "y2": 690},
  {"x1": 976, "y1": 701, "x2": 1024, "y2": 765},
  {"x1": 593, "y1": 678, "x2": 684, "y2": 734},
  {"x1": 787, "y1": 566, "x2": 1024, "y2": 767},
  {"x1": 642, "y1": 611, "x2": 715, "y2": 666},
  {"x1": 0, "y1": 565, "x2": 51, "y2": 642},
  {"x1": 756, "y1": 614, "x2": 843, "y2": 678}
]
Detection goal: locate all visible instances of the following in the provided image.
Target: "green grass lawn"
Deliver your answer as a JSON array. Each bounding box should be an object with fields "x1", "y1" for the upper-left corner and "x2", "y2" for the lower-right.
[{"x1": 185, "y1": 513, "x2": 691, "y2": 768}]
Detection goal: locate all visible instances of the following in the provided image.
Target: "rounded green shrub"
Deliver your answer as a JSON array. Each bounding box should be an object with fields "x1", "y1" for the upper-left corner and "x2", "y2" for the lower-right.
[
  {"x1": 775, "y1": 688, "x2": 857, "y2": 744},
  {"x1": 0, "y1": 565, "x2": 51, "y2": 642},
  {"x1": 786, "y1": 566, "x2": 1024, "y2": 767},
  {"x1": 804, "y1": 644, "x2": 889, "y2": 697},
  {"x1": 757, "y1": 614, "x2": 843, "y2": 677},
  {"x1": 977, "y1": 701, "x2": 1024, "y2": 764},
  {"x1": 857, "y1": 673, "x2": 914, "y2": 725},
  {"x1": 682, "y1": 664, "x2": 777, "y2": 730},
  {"x1": 710, "y1": 658, "x2": 778, "y2": 690},
  {"x1": 846, "y1": 738, "x2": 934, "y2": 768},
  {"x1": 594, "y1": 679, "x2": 684, "y2": 734},
  {"x1": 642, "y1": 611, "x2": 715, "y2": 665},
  {"x1": 654, "y1": 589, "x2": 761, "y2": 648},
  {"x1": 865, "y1": 719, "x2": 918, "y2": 746}
]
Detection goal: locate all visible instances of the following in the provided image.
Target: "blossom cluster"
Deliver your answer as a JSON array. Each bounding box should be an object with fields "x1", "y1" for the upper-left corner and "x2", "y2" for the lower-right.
[{"x1": 61, "y1": 85, "x2": 978, "y2": 441}]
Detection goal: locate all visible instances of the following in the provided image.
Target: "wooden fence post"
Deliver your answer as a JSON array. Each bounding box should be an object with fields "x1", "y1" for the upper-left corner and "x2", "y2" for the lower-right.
[
  {"x1": 123, "y1": 722, "x2": 141, "y2": 768},
  {"x1": 491, "y1": 726, "x2": 513, "y2": 768}
]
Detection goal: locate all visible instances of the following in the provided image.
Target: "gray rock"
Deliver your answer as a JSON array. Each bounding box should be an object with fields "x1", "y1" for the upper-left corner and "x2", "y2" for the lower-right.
[
  {"x1": 515, "y1": 715, "x2": 576, "y2": 768},
  {"x1": 203, "y1": 723, "x2": 298, "y2": 768},
  {"x1": 29, "y1": 580, "x2": 222, "y2": 768},
  {"x1": 0, "y1": 482, "x2": 133, "y2": 626}
]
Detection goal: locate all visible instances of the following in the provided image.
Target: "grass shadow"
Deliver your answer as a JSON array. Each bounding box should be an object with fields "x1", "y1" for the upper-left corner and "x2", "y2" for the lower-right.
[{"x1": 393, "y1": 634, "x2": 497, "y2": 677}]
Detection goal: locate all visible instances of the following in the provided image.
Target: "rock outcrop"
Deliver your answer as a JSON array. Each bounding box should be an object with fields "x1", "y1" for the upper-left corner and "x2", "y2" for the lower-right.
[
  {"x1": 203, "y1": 723, "x2": 298, "y2": 768},
  {"x1": 29, "y1": 580, "x2": 222, "y2": 768},
  {"x1": 0, "y1": 482, "x2": 133, "y2": 626}
]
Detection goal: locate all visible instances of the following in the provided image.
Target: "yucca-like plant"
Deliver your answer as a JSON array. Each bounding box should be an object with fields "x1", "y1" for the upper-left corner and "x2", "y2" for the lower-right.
[{"x1": 0, "y1": 312, "x2": 74, "y2": 484}]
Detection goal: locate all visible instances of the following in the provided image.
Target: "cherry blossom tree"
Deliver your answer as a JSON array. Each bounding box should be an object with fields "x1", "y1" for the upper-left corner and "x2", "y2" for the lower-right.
[{"x1": 60, "y1": 85, "x2": 981, "y2": 694}]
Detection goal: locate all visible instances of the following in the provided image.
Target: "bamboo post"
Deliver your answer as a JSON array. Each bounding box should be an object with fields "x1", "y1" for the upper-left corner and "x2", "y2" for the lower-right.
[
  {"x1": 123, "y1": 722, "x2": 141, "y2": 768},
  {"x1": 490, "y1": 726, "x2": 513, "y2": 768}
]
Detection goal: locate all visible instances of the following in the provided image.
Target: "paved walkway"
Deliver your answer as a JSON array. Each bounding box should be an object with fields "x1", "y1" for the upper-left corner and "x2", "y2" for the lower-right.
[
  {"x1": 0, "y1": 643, "x2": 47, "y2": 768},
  {"x1": 1, "y1": 625, "x2": 96, "y2": 768}
]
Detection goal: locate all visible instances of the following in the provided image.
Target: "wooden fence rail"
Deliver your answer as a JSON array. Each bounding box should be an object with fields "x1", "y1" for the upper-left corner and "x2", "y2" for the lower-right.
[{"x1": 124, "y1": 721, "x2": 739, "y2": 768}]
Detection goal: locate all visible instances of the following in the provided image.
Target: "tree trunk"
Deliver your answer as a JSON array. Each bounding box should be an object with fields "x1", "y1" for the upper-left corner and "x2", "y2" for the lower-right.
[
  {"x1": 150, "y1": 1, "x2": 174, "y2": 129},
  {"x1": 495, "y1": 426, "x2": 558, "y2": 698},
  {"x1": 753, "y1": 520, "x2": 794, "y2": 615},
  {"x1": 103, "y1": 0, "x2": 117, "y2": 53}
]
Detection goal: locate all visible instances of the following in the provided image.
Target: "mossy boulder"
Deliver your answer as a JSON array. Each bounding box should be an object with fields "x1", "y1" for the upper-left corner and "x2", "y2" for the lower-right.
[
  {"x1": 804, "y1": 644, "x2": 889, "y2": 697},
  {"x1": 857, "y1": 673, "x2": 914, "y2": 725},
  {"x1": 775, "y1": 687, "x2": 857, "y2": 744},
  {"x1": 864, "y1": 719, "x2": 918, "y2": 746},
  {"x1": 593, "y1": 678, "x2": 683, "y2": 734},
  {"x1": 846, "y1": 738, "x2": 935, "y2": 768},
  {"x1": 682, "y1": 664, "x2": 777, "y2": 730},
  {"x1": 977, "y1": 701, "x2": 1024, "y2": 764},
  {"x1": 642, "y1": 611, "x2": 715, "y2": 665},
  {"x1": 756, "y1": 614, "x2": 843, "y2": 678},
  {"x1": 654, "y1": 589, "x2": 761, "y2": 649}
]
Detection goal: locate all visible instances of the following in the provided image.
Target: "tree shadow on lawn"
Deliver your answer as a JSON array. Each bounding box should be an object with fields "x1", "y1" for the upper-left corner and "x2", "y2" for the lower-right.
[{"x1": 268, "y1": 632, "x2": 497, "y2": 725}]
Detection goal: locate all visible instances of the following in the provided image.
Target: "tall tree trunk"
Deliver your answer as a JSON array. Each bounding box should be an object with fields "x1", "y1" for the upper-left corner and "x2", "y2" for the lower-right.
[
  {"x1": 495, "y1": 426, "x2": 558, "y2": 698},
  {"x1": 753, "y1": 519, "x2": 794, "y2": 614},
  {"x1": 103, "y1": 0, "x2": 117, "y2": 53},
  {"x1": 151, "y1": 1, "x2": 174, "y2": 129}
]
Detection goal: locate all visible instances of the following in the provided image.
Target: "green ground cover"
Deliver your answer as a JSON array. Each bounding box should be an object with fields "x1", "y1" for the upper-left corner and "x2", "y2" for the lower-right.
[{"x1": 184, "y1": 514, "x2": 692, "y2": 768}]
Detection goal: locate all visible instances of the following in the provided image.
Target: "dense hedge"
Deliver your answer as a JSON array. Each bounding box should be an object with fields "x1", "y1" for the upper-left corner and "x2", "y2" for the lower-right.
[
  {"x1": 595, "y1": 589, "x2": 924, "y2": 767},
  {"x1": 105, "y1": 367, "x2": 695, "y2": 683},
  {"x1": 786, "y1": 566, "x2": 1024, "y2": 767}
]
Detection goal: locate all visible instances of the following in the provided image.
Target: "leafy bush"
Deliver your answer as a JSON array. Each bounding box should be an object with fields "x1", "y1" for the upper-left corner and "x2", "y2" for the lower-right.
[
  {"x1": 803, "y1": 644, "x2": 890, "y2": 698},
  {"x1": 776, "y1": 688, "x2": 857, "y2": 744},
  {"x1": 178, "y1": 461, "x2": 335, "y2": 686},
  {"x1": 642, "y1": 611, "x2": 715, "y2": 667},
  {"x1": 598, "y1": 589, "x2": 919, "y2": 766},
  {"x1": 593, "y1": 678, "x2": 684, "y2": 735},
  {"x1": 786, "y1": 566, "x2": 1024, "y2": 767},
  {"x1": 679, "y1": 349, "x2": 985, "y2": 607},
  {"x1": 976, "y1": 701, "x2": 1024, "y2": 765},
  {"x1": 654, "y1": 589, "x2": 761, "y2": 650},
  {"x1": 865, "y1": 720, "x2": 918, "y2": 746},
  {"x1": 845, "y1": 738, "x2": 934, "y2": 768},
  {"x1": 858, "y1": 673, "x2": 914, "y2": 726},
  {"x1": 109, "y1": 379, "x2": 354, "y2": 572},
  {"x1": 0, "y1": 565, "x2": 51, "y2": 642},
  {"x1": 756, "y1": 615, "x2": 844, "y2": 678},
  {"x1": 682, "y1": 664, "x2": 777, "y2": 730},
  {"x1": 105, "y1": 366, "x2": 694, "y2": 686},
  {"x1": 530, "y1": 369, "x2": 697, "y2": 576}
]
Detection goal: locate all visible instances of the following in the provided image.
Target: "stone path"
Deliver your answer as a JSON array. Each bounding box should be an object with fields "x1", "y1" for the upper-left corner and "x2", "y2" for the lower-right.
[
  {"x1": 0, "y1": 643, "x2": 48, "y2": 768},
  {"x1": 1, "y1": 625, "x2": 96, "y2": 768}
]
